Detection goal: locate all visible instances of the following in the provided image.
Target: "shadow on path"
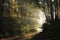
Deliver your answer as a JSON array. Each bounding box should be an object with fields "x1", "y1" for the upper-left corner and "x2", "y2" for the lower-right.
[{"x1": 31, "y1": 20, "x2": 60, "y2": 40}]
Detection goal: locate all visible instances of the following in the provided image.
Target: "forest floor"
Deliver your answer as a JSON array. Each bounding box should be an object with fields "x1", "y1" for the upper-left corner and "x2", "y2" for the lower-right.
[{"x1": 0, "y1": 32, "x2": 36, "y2": 40}]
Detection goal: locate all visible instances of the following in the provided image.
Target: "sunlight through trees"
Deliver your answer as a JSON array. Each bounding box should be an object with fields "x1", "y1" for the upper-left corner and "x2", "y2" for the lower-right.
[{"x1": 0, "y1": 0, "x2": 60, "y2": 40}]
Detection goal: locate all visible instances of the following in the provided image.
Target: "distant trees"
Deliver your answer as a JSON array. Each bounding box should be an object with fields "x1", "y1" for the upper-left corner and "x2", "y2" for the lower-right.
[{"x1": 43, "y1": 0, "x2": 60, "y2": 21}]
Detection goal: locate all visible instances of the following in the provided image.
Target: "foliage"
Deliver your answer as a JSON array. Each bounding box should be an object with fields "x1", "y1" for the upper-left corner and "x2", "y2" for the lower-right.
[{"x1": 0, "y1": 0, "x2": 43, "y2": 37}]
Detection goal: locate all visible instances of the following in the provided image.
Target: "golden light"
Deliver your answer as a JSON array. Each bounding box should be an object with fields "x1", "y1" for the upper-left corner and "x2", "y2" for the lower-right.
[{"x1": 36, "y1": 10, "x2": 46, "y2": 33}]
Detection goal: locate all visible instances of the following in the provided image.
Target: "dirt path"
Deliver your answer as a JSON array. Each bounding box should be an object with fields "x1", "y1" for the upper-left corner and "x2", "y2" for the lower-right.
[{"x1": 0, "y1": 32, "x2": 37, "y2": 40}]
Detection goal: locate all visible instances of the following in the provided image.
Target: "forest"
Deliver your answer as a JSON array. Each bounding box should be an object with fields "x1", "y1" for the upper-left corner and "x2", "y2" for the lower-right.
[{"x1": 0, "y1": 0, "x2": 60, "y2": 40}]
